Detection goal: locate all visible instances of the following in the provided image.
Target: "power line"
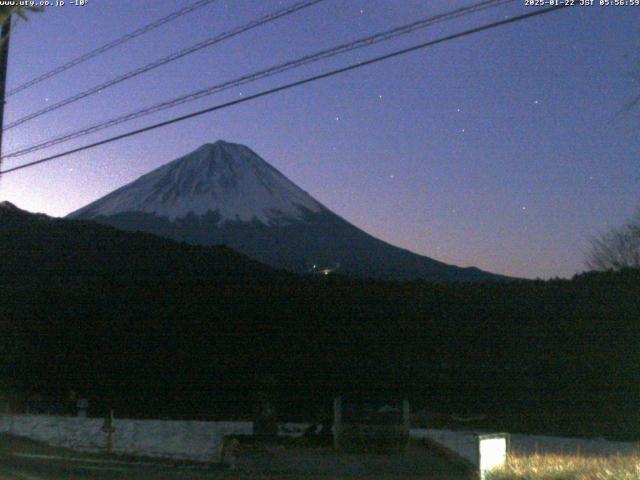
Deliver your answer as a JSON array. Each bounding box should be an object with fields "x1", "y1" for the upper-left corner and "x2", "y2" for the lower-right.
[
  {"x1": 3, "y1": 0, "x2": 514, "y2": 160},
  {"x1": 3, "y1": 0, "x2": 326, "y2": 131},
  {"x1": 0, "y1": 4, "x2": 571, "y2": 177},
  {"x1": 6, "y1": 0, "x2": 219, "y2": 98}
]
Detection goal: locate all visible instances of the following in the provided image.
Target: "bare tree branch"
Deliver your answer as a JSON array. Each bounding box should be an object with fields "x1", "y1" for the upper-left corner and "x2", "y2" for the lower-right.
[{"x1": 586, "y1": 211, "x2": 640, "y2": 271}]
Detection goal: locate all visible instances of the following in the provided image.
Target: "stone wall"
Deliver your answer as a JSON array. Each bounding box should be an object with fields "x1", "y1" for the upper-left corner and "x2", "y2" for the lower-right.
[
  {"x1": 411, "y1": 429, "x2": 479, "y2": 465},
  {"x1": 0, "y1": 414, "x2": 253, "y2": 463}
]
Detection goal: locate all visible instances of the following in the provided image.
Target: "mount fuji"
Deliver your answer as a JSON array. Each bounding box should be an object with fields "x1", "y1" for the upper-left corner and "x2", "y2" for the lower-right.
[{"x1": 68, "y1": 141, "x2": 504, "y2": 282}]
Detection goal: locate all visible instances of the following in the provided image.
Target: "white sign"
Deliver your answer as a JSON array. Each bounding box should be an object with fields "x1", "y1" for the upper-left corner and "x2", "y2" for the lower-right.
[{"x1": 477, "y1": 434, "x2": 508, "y2": 480}]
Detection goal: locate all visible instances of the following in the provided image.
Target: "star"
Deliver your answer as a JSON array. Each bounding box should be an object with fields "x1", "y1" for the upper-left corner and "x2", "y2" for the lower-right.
[
  {"x1": 335, "y1": 116, "x2": 340, "y2": 121},
  {"x1": 533, "y1": 100, "x2": 539, "y2": 105}
]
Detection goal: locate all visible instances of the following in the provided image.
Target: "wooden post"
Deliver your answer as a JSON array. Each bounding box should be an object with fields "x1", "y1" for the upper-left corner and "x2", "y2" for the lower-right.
[
  {"x1": 403, "y1": 399, "x2": 411, "y2": 450},
  {"x1": 333, "y1": 396, "x2": 342, "y2": 451},
  {"x1": 101, "y1": 409, "x2": 115, "y2": 453}
]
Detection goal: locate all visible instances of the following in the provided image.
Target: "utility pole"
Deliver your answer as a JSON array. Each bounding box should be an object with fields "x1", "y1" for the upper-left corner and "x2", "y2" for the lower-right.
[{"x1": 0, "y1": 14, "x2": 10, "y2": 165}]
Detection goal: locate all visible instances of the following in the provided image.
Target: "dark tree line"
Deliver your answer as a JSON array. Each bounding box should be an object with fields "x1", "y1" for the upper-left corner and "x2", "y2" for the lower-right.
[{"x1": 1, "y1": 205, "x2": 640, "y2": 439}]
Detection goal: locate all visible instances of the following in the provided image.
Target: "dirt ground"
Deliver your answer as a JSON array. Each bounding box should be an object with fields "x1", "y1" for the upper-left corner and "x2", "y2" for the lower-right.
[
  {"x1": 0, "y1": 434, "x2": 473, "y2": 480},
  {"x1": 233, "y1": 441, "x2": 474, "y2": 479}
]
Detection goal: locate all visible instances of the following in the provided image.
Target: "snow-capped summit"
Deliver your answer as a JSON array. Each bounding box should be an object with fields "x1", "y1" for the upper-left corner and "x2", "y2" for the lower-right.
[
  {"x1": 69, "y1": 141, "x2": 507, "y2": 282},
  {"x1": 69, "y1": 141, "x2": 324, "y2": 224}
]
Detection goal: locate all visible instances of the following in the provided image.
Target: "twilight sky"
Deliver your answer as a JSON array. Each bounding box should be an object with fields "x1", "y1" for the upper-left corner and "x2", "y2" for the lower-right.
[{"x1": 1, "y1": 0, "x2": 638, "y2": 279}]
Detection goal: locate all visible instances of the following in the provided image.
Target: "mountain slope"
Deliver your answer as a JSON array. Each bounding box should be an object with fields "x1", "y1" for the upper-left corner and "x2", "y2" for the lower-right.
[
  {"x1": 3, "y1": 201, "x2": 640, "y2": 438},
  {"x1": 68, "y1": 141, "x2": 507, "y2": 282},
  {"x1": 0, "y1": 200, "x2": 283, "y2": 283}
]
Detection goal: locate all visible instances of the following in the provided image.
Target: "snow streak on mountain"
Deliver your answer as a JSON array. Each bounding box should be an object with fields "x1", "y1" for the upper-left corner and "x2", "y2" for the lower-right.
[{"x1": 70, "y1": 142, "x2": 324, "y2": 224}]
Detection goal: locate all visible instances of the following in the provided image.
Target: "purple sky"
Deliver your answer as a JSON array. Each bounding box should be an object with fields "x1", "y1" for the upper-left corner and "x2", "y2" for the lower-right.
[{"x1": 1, "y1": 0, "x2": 638, "y2": 279}]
